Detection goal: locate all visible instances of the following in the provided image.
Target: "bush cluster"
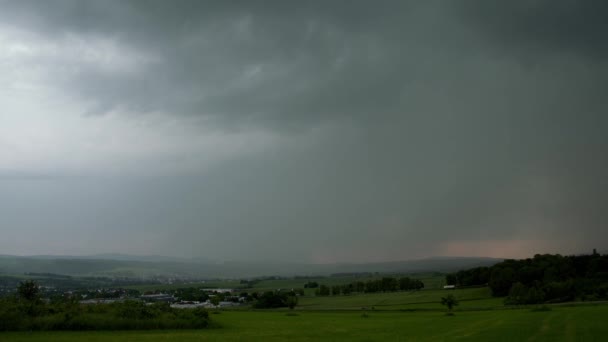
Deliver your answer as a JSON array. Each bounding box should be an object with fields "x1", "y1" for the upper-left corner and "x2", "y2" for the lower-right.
[
  {"x1": 253, "y1": 291, "x2": 298, "y2": 309},
  {"x1": 0, "y1": 282, "x2": 211, "y2": 331}
]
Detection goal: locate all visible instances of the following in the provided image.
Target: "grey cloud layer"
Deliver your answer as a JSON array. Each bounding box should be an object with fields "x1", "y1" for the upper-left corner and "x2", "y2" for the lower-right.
[
  {"x1": 1, "y1": 1, "x2": 607, "y2": 261},
  {"x1": 3, "y1": 1, "x2": 606, "y2": 125},
  {"x1": 0, "y1": 1, "x2": 481, "y2": 125}
]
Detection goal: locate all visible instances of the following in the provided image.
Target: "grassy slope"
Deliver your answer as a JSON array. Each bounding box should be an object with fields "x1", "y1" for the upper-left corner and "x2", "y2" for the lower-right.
[
  {"x1": 4, "y1": 280, "x2": 603, "y2": 341},
  {"x1": 3, "y1": 305, "x2": 608, "y2": 341}
]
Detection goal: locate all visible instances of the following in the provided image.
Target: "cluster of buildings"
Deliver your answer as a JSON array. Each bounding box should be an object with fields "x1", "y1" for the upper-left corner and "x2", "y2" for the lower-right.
[
  {"x1": 170, "y1": 300, "x2": 240, "y2": 309},
  {"x1": 79, "y1": 288, "x2": 245, "y2": 309}
]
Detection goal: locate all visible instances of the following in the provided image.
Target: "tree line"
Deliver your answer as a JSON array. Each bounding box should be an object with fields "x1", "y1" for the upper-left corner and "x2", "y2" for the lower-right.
[
  {"x1": 445, "y1": 252, "x2": 608, "y2": 305},
  {"x1": 253, "y1": 290, "x2": 299, "y2": 309},
  {"x1": 314, "y1": 277, "x2": 424, "y2": 296}
]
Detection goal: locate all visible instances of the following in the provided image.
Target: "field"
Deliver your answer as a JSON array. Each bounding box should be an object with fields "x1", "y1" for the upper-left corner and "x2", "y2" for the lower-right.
[
  {"x1": 3, "y1": 286, "x2": 608, "y2": 341},
  {"x1": 298, "y1": 288, "x2": 502, "y2": 310},
  {"x1": 3, "y1": 304, "x2": 608, "y2": 341}
]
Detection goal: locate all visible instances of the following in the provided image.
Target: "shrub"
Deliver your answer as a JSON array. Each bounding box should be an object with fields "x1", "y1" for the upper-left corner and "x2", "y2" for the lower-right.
[{"x1": 0, "y1": 297, "x2": 211, "y2": 331}]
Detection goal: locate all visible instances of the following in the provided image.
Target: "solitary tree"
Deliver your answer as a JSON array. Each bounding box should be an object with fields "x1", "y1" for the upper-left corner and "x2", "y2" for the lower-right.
[
  {"x1": 286, "y1": 295, "x2": 298, "y2": 310},
  {"x1": 441, "y1": 294, "x2": 459, "y2": 313}
]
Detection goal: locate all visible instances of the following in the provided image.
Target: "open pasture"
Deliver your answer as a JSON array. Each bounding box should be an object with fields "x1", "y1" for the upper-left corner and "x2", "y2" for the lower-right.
[
  {"x1": 3, "y1": 304, "x2": 607, "y2": 341},
  {"x1": 298, "y1": 287, "x2": 502, "y2": 310}
]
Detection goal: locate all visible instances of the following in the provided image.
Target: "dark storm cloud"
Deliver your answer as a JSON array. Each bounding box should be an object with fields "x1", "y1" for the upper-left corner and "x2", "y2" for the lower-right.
[
  {"x1": 1, "y1": 0, "x2": 607, "y2": 261},
  {"x1": 457, "y1": 0, "x2": 608, "y2": 59},
  {"x1": 2, "y1": 0, "x2": 605, "y2": 126},
  {"x1": 0, "y1": 0, "x2": 439, "y2": 127}
]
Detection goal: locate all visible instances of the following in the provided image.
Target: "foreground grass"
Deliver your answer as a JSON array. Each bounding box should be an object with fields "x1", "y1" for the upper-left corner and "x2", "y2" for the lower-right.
[{"x1": 3, "y1": 304, "x2": 608, "y2": 341}]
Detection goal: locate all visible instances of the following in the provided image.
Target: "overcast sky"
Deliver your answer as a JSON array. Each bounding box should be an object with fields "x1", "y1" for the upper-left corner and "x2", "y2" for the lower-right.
[{"x1": 1, "y1": 0, "x2": 607, "y2": 262}]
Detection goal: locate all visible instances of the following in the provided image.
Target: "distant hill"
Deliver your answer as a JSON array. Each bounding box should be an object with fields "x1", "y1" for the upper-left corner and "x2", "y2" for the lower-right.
[
  {"x1": 25, "y1": 253, "x2": 216, "y2": 264},
  {"x1": 0, "y1": 254, "x2": 501, "y2": 279}
]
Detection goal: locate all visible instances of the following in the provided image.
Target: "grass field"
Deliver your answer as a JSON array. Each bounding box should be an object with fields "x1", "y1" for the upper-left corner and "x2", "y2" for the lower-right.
[
  {"x1": 3, "y1": 304, "x2": 608, "y2": 341},
  {"x1": 3, "y1": 283, "x2": 604, "y2": 341},
  {"x1": 298, "y1": 288, "x2": 502, "y2": 311}
]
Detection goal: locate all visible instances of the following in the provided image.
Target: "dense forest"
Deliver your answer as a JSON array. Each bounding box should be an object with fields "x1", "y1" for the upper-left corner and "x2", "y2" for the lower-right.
[{"x1": 446, "y1": 252, "x2": 608, "y2": 304}]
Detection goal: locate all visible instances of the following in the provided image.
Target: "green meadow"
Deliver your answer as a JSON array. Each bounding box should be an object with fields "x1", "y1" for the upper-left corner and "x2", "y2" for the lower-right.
[
  {"x1": 297, "y1": 288, "x2": 502, "y2": 310},
  {"x1": 3, "y1": 305, "x2": 608, "y2": 341},
  {"x1": 3, "y1": 286, "x2": 608, "y2": 341}
]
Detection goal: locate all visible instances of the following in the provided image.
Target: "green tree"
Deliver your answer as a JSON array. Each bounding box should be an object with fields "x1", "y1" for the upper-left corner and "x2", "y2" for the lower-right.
[
  {"x1": 331, "y1": 285, "x2": 341, "y2": 296},
  {"x1": 318, "y1": 285, "x2": 330, "y2": 296},
  {"x1": 286, "y1": 295, "x2": 298, "y2": 310},
  {"x1": 18, "y1": 280, "x2": 40, "y2": 302},
  {"x1": 441, "y1": 294, "x2": 459, "y2": 312},
  {"x1": 505, "y1": 282, "x2": 528, "y2": 305},
  {"x1": 253, "y1": 291, "x2": 289, "y2": 309},
  {"x1": 489, "y1": 267, "x2": 515, "y2": 296},
  {"x1": 445, "y1": 274, "x2": 457, "y2": 285},
  {"x1": 17, "y1": 280, "x2": 43, "y2": 317}
]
